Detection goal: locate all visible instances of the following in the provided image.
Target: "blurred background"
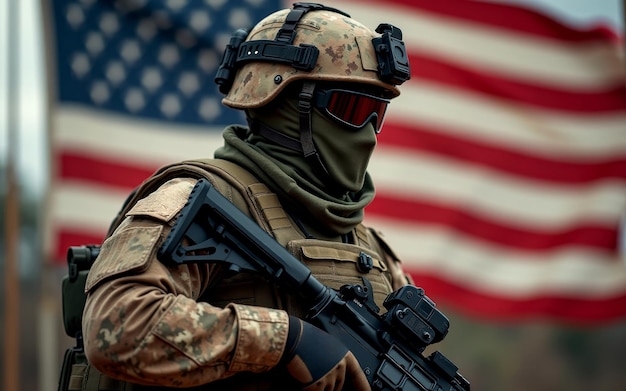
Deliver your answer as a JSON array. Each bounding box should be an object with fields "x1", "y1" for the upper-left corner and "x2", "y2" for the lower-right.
[{"x1": 1, "y1": 0, "x2": 625, "y2": 390}]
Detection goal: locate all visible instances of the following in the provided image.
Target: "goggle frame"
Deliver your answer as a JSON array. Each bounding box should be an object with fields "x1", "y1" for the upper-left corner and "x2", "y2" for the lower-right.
[{"x1": 313, "y1": 88, "x2": 390, "y2": 134}]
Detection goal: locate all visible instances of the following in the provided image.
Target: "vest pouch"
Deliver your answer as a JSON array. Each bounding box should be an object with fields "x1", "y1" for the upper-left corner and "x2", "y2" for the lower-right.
[
  {"x1": 58, "y1": 347, "x2": 86, "y2": 391},
  {"x1": 286, "y1": 239, "x2": 394, "y2": 312},
  {"x1": 79, "y1": 362, "x2": 239, "y2": 391},
  {"x1": 58, "y1": 350, "x2": 127, "y2": 391},
  {"x1": 62, "y1": 270, "x2": 90, "y2": 338}
]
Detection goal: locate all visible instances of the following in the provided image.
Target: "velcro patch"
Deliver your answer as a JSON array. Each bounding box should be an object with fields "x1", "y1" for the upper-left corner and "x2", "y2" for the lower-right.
[
  {"x1": 356, "y1": 35, "x2": 378, "y2": 72},
  {"x1": 127, "y1": 178, "x2": 196, "y2": 223},
  {"x1": 85, "y1": 225, "x2": 163, "y2": 292}
]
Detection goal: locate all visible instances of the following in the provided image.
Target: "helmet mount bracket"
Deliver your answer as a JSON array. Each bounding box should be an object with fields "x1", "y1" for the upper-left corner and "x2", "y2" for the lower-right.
[
  {"x1": 215, "y1": 3, "x2": 410, "y2": 95},
  {"x1": 372, "y1": 23, "x2": 411, "y2": 85},
  {"x1": 216, "y1": 3, "x2": 345, "y2": 94}
]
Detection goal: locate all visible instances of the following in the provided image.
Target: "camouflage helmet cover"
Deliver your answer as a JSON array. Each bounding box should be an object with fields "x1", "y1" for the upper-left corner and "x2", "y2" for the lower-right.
[{"x1": 222, "y1": 8, "x2": 402, "y2": 109}]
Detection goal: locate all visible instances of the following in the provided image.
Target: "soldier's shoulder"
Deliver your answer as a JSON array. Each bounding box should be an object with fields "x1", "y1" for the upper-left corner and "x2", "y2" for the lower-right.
[{"x1": 127, "y1": 177, "x2": 198, "y2": 224}]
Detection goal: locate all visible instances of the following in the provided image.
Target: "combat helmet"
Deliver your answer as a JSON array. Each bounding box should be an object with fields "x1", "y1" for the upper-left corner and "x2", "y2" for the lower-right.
[
  {"x1": 215, "y1": 2, "x2": 410, "y2": 108},
  {"x1": 214, "y1": 2, "x2": 410, "y2": 188}
]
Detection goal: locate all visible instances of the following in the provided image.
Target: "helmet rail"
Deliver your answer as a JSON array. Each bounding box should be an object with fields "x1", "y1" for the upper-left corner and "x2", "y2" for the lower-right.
[{"x1": 214, "y1": 2, "x2": 410, "y2": 100}]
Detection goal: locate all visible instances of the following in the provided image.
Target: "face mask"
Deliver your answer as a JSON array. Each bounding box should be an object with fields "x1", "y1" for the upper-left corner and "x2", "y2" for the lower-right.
[
  {"x1": 311, "y1": 107, "x2": 377, "y2": 193},
  {"x1": 248, "y1": 92, "x2": 377, "y2": 194}
]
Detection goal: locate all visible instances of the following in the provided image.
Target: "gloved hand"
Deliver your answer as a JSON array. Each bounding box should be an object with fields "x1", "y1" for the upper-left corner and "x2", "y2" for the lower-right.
[{"x1": 281, "y1": 316, "x2": 371, "y2": 391}]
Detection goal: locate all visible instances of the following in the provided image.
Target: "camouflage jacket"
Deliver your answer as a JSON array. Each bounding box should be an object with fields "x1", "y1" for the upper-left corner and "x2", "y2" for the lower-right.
[{"x1": 82, "y1": 159, "x2": 411, "y2": 389}]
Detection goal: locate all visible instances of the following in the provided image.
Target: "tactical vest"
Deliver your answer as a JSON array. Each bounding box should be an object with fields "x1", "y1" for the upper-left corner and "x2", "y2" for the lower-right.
[{"x1": 59, "y1": 158, "x2": 399, "y2": 391}]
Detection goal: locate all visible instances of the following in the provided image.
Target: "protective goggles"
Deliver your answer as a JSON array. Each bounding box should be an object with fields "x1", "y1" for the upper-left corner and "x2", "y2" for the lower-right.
[{"x1": 314, "y1": 89, "x2": 390, "y2": 133}]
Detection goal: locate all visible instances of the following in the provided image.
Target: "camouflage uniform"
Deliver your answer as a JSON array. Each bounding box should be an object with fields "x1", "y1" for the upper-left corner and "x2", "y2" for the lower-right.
[
  {"x1": 83, "y1": 176, "x2": 288, "y2": 387},
  {"x1": 83, "y1": 168, "x2": 410, "y2": 388},
  {"x1": 82, "y1": 3, "x2": 412, "y2": 390}
]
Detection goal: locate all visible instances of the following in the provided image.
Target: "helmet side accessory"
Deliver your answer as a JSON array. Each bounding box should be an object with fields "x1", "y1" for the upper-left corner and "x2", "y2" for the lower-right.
[
  {"x1": 215, "y1": 3, "x2": 411, "y2": 101},
  {"x1": 215, "y1": 3, "x2": 348, "y2": 94}
]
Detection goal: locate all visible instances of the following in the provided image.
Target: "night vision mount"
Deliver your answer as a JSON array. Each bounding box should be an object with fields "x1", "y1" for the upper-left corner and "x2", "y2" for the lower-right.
[
  {"x1": 214, "y1": 2, "x2": 411, "y2": 94},
  {"x1": 215, "y1": 3, "x2": 341, "y2": 94},
  {"x1": 372, "y1": 23, "x2": 411, "y2": 85}
]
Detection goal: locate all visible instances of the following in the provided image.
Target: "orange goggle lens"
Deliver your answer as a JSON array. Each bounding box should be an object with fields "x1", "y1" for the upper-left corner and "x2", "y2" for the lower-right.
[{"x1": 314, "y1": 89, "x2": 390, "y2": 133}]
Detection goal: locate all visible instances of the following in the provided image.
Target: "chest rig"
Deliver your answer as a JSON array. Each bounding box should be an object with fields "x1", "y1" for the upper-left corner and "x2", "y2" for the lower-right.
[{"x1": 116, "y1": 158, "x2": 395, "y2": 315}]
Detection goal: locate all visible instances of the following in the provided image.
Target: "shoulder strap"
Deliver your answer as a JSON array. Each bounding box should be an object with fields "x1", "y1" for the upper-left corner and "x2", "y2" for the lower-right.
[
  {"x1": 184, "y1": 159, "x2": 305, "y2": 245},
  {"x1": 106, "y1": 160, "x2": 222, "y2": 236},
  {"x1": 107, "y1": 159, "x2": 304, "y2": 245}
]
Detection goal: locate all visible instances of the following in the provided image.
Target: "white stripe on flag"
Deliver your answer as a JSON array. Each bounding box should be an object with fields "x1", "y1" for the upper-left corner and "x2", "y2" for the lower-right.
[
  {"x1": 342, "y1": 1, "x2": 625, "y2": 88},
  {"x1": 54, "y1": 105, "x2": 227, "y2": 163},
  {"x1": 365, "y1": 216, "x2": 626, "y2": 298},
  {"x1": 370, "y1": 148, "x2": 626, "y2": 228},
  {"x1": 392, "y1": 83, "x2": 626, "y2": 158}
]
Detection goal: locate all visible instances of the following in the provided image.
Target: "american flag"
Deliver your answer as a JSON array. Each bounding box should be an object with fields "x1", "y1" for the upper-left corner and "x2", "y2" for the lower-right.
[{"x1": 43, "y1": 0, "x2": 626, "y2": 324}]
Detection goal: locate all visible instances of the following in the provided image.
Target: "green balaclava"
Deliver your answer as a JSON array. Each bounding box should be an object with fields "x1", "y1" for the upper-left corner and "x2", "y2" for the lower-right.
[
  {"x1": 252, "y1": 92, "x2": 377, "y2": 193},
  {"x1": 214, "y1": 84, "x2": 378, "y2": 239}
]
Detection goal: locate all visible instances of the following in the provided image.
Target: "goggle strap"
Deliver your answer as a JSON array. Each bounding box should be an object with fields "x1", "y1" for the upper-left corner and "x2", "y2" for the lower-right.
[
  {"x1": 298, "y1": 82, "x2": 330, "y2": 176},
  {"x1": 248, "y1": 119, "x2": 302, "y2": 153},
  {"x1": 298, "y1": 82, "x2": 316, "y2": 158}
]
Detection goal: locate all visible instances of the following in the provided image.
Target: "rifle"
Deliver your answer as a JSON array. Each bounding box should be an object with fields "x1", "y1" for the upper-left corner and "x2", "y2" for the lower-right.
[{"x1": 158, "y1": 178, "x2": 470, "y2": 391}]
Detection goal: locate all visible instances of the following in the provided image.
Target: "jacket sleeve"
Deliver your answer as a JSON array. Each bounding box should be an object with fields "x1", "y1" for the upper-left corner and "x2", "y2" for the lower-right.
[{"x1": 82, "y1": 177, "x2": 289, "y2": 387}]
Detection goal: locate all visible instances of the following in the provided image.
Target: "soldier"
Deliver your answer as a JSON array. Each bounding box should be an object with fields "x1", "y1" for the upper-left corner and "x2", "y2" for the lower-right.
[{"x1": 82, "y1": 2, "x2": 413, "y2": 391}]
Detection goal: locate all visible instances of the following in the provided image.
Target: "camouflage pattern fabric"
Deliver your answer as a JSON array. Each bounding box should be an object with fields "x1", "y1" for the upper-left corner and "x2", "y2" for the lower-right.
[
  {"x1": 223, "y1": 9, "x2": 401, "y2": 110},
  {"x1": 82, "y1": 178, "x2": 289, "y2": 387}
]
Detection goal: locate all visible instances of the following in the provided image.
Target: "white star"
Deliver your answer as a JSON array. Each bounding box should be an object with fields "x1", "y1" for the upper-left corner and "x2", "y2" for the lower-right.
[
  {"x1": 90, "y1": 81, "x2": 110, "y2": 105},
  {"x1": 71, "y1": 53, "x2": 91, "y2": 78},
  {"x1": 228, "y1": 8, "x2": 252, "y2": 29},
  {"x1": 120, "y1": 39, "x2": 142, "y2": 64},
  {"x1": 178, "y1": 72, "x2": 200, "y2": 96},
  {"x1": 99, "y1": 12, "x2": 120, "y2": 36},
  {"x1": 141, "y1": 67, "x2": 163, "y2": 92},
  {"x1": 199, "y1": 97, "x2": 221, "y2": 121},
  {"x1": 124, "y1": 88, "x2": 146, "y2": 112},
  {"x1": 159, "y1": 44, "x2": 181, "y2": 69},
  {"x1": 160, "y1": 94, "x2": 182, "y2": 118},
  {"x1": 66, "y1": 4, "x2": 85, "y2": 29},
  {"x1": 105, "y1": 61, "x2": 126, "y2": 85},
  {"x1": 85, "y1": 32, "x2": 105, "y2": 57},
  {"x1": 189, "y1": 10, "x2": 212, "y2": 33},
  {"x1": 166, "y1": 0, "x2": 188, "y2": 11}
]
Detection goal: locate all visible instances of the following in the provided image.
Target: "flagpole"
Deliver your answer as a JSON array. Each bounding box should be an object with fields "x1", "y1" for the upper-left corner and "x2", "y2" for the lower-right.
[
  {"x1": 38, "y1": 0, "x2": 68, "y2": 389},
  {"x1": 3, "y1": 0, "x2": 21, "y2": 389}
]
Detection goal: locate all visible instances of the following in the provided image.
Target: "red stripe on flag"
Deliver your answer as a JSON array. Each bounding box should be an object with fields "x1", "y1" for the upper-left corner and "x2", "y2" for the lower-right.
[
  {"x1": 408, "y1": 268, "x2": 626, "y2": 324},
  {"x1": 367, "y1": 195, "x2": 619, "y2": 252},
  {"x1": 351, "y1": 0, "x2": 621, "y2": 42},
  {"x1": 380, "y1": 122, "x2": 626, "y2": 184},
  {"x1": 408, "y1": 53, "x2": 626, "y2": 113},
  {"x1": 54, "y1": 229, "x2": 108, "y2": 263},
  {"x1": 60, "y1": 151, "x2": 157, "y2": 190}
]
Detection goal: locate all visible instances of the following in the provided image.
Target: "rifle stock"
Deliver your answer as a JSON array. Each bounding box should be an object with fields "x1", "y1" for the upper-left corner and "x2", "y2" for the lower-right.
[{"x1": 158, "y1": 178, "x2": 470, "y2": 391}]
